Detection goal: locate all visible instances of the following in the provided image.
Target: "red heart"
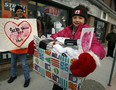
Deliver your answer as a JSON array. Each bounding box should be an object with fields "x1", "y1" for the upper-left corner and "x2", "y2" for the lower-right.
[{"x1": 4, "y1": 21, "x2": 32, "y2": 47}]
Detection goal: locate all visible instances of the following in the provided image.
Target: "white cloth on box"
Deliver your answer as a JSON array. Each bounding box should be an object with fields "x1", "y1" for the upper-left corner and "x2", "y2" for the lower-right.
[
  {"x1": 52, "y1": 48, "x2": 60, "y2": 54},
  {"x1": 56, "y1": 37, "x2": 69, "y2": 44},
  {"x1": 65, "y1": 47, "x2": 81, "y2": 59},
  {"x1": 53, "y1": 44, "x2": 66, "y2": 54}
]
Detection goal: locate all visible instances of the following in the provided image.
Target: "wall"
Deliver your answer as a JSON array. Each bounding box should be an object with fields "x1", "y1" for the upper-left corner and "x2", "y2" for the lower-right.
[
  {"x1": 108, "y1": 16, "x2": 116, "y2": 25},
  {"x1": 103, "y1": 0, "x2": 111, "y2": 6},
  {"x1": 52, "y1": 0, "x2": 102, "y2": 18}
]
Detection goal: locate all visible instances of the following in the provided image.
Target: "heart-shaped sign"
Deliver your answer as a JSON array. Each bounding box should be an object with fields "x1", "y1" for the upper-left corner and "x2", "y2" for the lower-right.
[{"x1": 4, "y1": 21, "x2": 32, "y2": 47}]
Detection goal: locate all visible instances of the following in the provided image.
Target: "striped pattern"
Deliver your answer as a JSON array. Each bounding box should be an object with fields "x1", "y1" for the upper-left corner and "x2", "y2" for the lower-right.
[
  {"x1": 59, "y1": 78, "x2": 68, "y2": 89},
  {"x1": 51, "y1": 58, "x2": 60, "y2": 68},
  {"x1": 60, "y1": 70, "x2": 68, "y2": 79}
]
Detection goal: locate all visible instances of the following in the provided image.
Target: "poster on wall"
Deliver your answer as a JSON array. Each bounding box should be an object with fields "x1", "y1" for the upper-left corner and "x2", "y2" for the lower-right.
[
  {"x1": 2, "y1": 0, "x2": 28, "y2": 18},
  {"x1": 0, "y1": 18, "x2": 38, "y2": 52}
]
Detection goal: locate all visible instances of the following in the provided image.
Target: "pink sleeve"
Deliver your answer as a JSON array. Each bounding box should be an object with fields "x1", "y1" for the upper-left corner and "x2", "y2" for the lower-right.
[
  {"x1": 90, "y1": 34, "x2": 106, "y2": 60},
  {"x1": 51, "y1": 28, "x2": 67, "y2": 39}
]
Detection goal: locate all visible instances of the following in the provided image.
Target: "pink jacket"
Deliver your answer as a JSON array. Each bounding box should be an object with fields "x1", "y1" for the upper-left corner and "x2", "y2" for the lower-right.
[{"x1": 51, "y1": 24, "x2": 106, "y2": 60}]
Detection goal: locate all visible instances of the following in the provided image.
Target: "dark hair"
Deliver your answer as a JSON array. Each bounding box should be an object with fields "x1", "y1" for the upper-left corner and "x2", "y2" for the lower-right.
[
  {"x1": 15, "y1": 5, "x2": 23, "y2": 13},
  {"x1": 72, "y1": 4, "x2": 89, "y2": 20}
]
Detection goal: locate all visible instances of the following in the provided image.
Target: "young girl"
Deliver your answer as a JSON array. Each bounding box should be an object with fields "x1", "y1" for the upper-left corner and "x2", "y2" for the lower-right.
[
  {"x1": 51, "y1": 4, "x2": 106, "y2": 90},
  {"x1": 28, "y1": 4, "x2": 106, "y2": 90}
]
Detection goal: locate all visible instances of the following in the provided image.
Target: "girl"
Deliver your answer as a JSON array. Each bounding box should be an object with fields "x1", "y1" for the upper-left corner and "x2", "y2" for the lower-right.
[{"x1": 51, "y1": 4, "x2": 106, "y2": 90}]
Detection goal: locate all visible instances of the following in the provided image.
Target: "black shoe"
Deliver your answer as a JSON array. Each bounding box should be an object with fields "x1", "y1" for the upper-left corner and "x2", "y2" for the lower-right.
[
  {"x1": 8, "y1": 76, "x2": 17, "y2": 83},
  {"x1": 24, "y1": 79, "x2": 30, "y2": 88}
]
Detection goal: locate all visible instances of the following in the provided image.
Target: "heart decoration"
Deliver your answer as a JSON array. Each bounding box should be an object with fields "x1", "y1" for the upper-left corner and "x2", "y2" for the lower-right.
[
  {"x1": 81, "y1": 32, "x2": 91, "y2": 52},
  {"x1": 4, "y1": 21, "x2": 32, "y2": 47}
]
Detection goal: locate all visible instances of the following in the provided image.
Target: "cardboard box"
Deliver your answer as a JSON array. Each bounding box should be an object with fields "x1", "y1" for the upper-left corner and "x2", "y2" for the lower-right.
[{"x1": 33, "y1": 48, "x2": 84, "y2": 90}]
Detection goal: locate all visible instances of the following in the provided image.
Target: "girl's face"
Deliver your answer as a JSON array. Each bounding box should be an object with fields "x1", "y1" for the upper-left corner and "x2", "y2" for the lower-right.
[
  {"x1": 16, "y1": 9, "x2": 23, "y2": 18},
  {"x1": 72, "y1": 15, "x2": 85, "y2": 27}
]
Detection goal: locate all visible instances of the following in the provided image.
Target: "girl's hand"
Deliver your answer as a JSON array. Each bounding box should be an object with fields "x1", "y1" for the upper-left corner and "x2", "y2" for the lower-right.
[{"x1": 70, "y1": 52, "x2": 96, "y2": 77}]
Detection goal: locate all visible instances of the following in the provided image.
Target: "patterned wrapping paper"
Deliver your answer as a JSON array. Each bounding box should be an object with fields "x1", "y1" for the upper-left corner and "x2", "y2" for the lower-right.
[{"x1": 33, "y1": 48, "x2": 85, "y2": 90}]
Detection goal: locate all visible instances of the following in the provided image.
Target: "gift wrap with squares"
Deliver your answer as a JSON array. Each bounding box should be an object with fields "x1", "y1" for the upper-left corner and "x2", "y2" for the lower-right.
[
  {"x1": 33, "y1": 28, "x2": 94, "y2": 90},
  {"x1": 33, "y1": 48, "x2": 85, "y2": 90}
]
